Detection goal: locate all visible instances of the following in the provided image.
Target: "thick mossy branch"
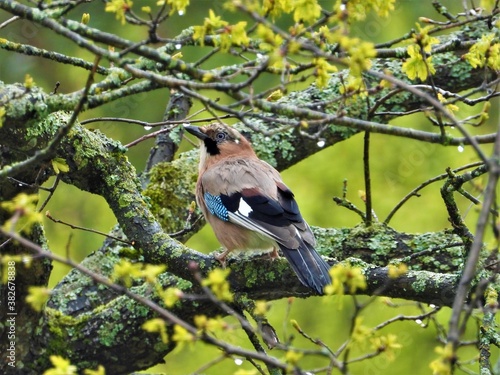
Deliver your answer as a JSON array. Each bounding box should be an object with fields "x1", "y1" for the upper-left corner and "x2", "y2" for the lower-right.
[
  {"x1": 35, "y1": 257, "x2": 187, "y2": 373},
  {"x1": 33, "y1": 226, "x2": 470, "y2": 373},
  {"x1": 142, "y1": 157, "x2": 199, "y2": 239}
]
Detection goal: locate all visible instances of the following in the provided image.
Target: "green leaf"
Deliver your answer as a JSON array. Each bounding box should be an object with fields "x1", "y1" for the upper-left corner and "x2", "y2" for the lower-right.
[{"x1": 51, "y1": 157, "x2": 70, "y2": 174}]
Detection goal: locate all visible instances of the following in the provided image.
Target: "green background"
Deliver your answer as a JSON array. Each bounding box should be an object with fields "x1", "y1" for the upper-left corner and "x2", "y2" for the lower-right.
[{"x1": 1, "y1": 1, "x2": 498, "y2": 373}]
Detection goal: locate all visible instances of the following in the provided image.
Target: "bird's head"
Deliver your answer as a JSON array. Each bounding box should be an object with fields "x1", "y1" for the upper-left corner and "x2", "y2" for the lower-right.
[{"x1": 184, "y1": 123, "x2": 255, "y2": 167}]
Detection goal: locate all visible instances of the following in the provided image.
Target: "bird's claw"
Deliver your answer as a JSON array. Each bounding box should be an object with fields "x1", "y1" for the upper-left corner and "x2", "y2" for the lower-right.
[{"x1": 214, "y1": 249, "x2": 231, "y2": 268}]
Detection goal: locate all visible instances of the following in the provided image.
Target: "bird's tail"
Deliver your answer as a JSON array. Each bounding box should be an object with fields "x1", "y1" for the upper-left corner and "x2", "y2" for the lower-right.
[{"x1": 279, "y1": 242, "x2": 331, "y2": 294}]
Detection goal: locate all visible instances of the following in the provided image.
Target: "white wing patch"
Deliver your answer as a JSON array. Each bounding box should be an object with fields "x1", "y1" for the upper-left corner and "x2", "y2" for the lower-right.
[{"x1": 237, "y1": 199, "x2": 253, "y2": 217}]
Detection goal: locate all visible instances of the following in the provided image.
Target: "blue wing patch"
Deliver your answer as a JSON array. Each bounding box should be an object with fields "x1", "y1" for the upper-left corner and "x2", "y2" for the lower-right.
[{"x1": 204, "y1": 192, "x2": 229, "y2": 221}]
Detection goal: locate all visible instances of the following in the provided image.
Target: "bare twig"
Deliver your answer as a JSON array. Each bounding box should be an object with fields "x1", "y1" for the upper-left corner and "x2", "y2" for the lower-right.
[
  {"x1": 447, "y1": 127, "x2": 500, "y2": 352},
  {"x1": 45, "y1": 211, "x2": 133, "y2": 245},
  {"x1": 385, "y1": 162, "x2": 486, "y2": 224},
  {"x1": 363, "y1": 131, "x2": 372, "y2": 226}
]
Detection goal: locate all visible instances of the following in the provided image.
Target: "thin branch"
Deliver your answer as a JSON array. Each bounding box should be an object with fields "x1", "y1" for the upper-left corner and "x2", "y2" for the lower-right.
[
  {"x1": 125, "y1": 125, "x2": 178, "y2": 148},
  {"x1": 0, "y1": 38, "x2": 109, "y2": 75},
  {"x1": 45, "y1": 211, "x2": 132, "y2": 245},
  {"x1": 38, "y1": 175, "x2": 61, "y2": 212},
  {"x1": 372, "y1": 306, "x2": 441, "y2": 331},
  {"x1": 0, "y1": 15, "x2": 19, "y2": 29},
  {"x1": 447, "y1": 127, "x2": 500, "y2": 350},
  {"x1": 332, "y1": 197, "x2": 365, "y2": 220},
  {"x1": 385, "y1": 162, "x2": 486, "y2": 224},
  {"x1": 363, "y1": 131, "x2": 372, "y2": 226},
  {"x1": 189, "y1": 354, "x2": 228, "y2": 375},
  {"x1": 80, "y1": 114, "x2": 237, "y2": 127}
]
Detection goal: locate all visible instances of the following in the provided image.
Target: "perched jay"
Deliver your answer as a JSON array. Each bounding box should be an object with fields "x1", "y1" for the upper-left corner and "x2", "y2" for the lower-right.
[{"x1": 185, "y1": 123, "x2": 331, "y2": 294}]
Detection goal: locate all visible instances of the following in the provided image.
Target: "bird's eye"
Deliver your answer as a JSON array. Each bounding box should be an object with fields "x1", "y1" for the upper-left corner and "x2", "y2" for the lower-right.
[{"x1": 215, "y1": 131, "x2": 227, "y2": 142}]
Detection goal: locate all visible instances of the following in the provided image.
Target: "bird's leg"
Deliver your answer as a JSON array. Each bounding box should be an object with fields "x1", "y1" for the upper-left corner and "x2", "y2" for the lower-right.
[
  {"x1": 268, "y1": 247, "x2": 280, "y2": 260},
  {"x1": 214, "y1": 248, "x2": 232, "y2": 268}
]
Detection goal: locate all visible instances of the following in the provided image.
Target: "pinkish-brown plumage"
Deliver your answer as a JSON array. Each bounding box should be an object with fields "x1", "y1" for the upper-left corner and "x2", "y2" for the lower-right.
[{"x1": 185, "y1": 123, "x2": 331, "y2": 294}]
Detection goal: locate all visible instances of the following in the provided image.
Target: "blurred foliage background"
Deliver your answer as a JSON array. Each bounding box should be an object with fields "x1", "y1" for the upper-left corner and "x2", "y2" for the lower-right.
[{"x1": 1, "y1": 0, "x2": 498, "y2": 373}]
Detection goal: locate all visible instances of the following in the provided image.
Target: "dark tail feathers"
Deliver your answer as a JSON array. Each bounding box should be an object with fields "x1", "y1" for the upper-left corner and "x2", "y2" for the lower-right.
[{"x1": 279, "y1": 243, "x2": 331, "y2": 294}]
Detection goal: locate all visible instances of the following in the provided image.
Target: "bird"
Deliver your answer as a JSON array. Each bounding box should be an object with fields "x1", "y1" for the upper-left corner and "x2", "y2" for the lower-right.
[{"x1": 184, "y1": 123, "x2": 331, "y2": 294}]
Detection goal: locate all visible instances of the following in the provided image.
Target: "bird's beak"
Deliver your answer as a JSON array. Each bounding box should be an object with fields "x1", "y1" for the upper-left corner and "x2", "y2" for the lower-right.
[{"x1": 184, "y1": 125, "x2": 208, "y2": 140}]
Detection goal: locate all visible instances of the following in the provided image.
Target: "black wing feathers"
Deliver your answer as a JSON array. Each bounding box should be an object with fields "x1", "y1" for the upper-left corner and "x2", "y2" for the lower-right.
[
  {"x1": 276, "y1": 182, "x2": 302, "y2": 222},
  {"x1": 220, "y1": 186, "x2": 305, "y2": 227},
  {"x1": 220, "y1": 188, "x2": 290, "y2": 226},
  {"x1": 221, "y1": 186, "x2": 331, "y2": 294},
  {"x1": 219, "y1": 192, "x2": 242, "y2": 212},
  {"x1": 279, "y1": 242, "x2": 331, "y2": 295}
]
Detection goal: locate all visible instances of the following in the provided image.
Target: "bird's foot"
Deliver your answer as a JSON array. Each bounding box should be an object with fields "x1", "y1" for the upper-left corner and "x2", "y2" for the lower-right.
[
  {"x1": 214, "y1": 249, "x2": 231, "y2": 268},
  {"x1": 268, "y1": 247, "x2": 280, "y2": 260}
]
